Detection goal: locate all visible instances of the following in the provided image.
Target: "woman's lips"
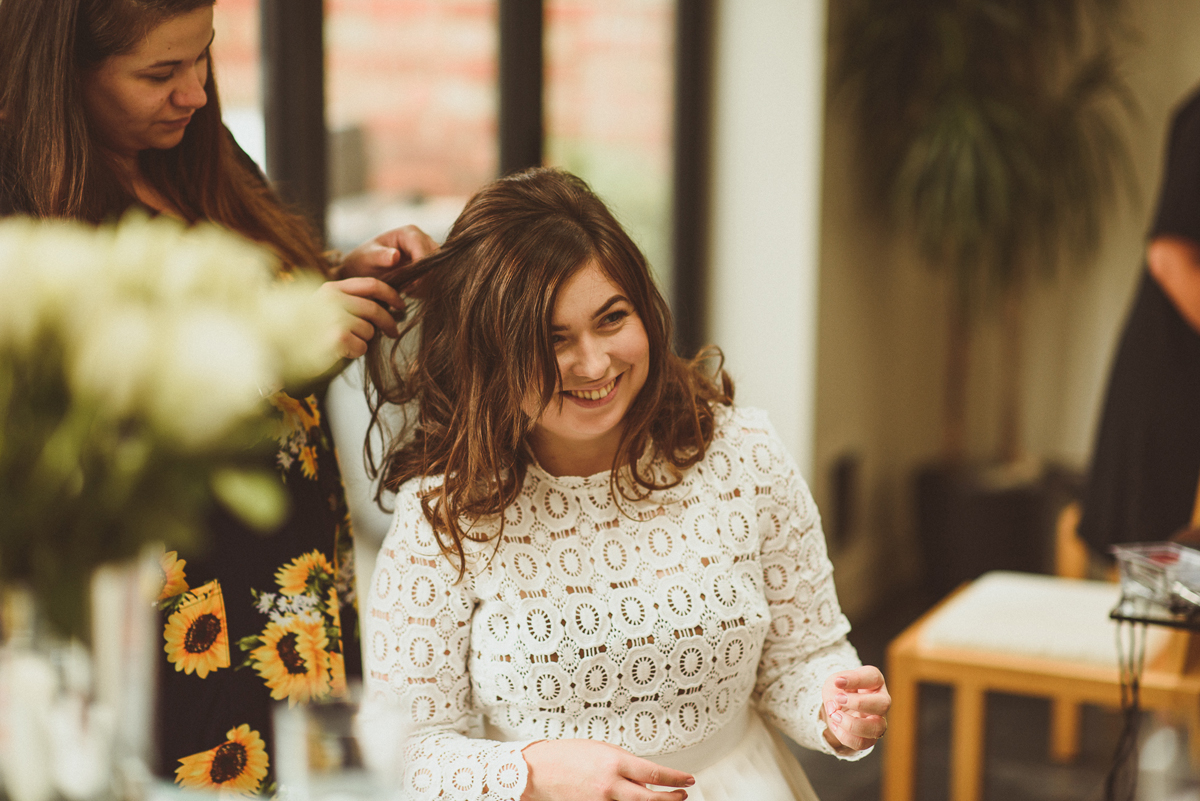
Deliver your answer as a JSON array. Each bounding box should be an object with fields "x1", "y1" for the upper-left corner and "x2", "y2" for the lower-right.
[{"x1": 563, "y1": 373, "x2": 621, "y2": 406}]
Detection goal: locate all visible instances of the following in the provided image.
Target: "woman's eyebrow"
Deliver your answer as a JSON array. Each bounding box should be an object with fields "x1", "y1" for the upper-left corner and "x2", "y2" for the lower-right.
[
  {"x1": 591, "y1": 295, "x2": 627, "y2": 319},
  {"x1": 144, "y1": 31, "x2": 215, "y2": 68}
]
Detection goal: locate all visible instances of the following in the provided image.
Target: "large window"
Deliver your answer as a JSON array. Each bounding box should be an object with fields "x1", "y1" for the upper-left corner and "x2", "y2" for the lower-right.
[
  {"x1": 211, "y1": 0, "x2": 264, "y2": 168},
  {"x1": 544, "y1": 0, "x2": 676, "y2": 300},
  {"x1": 211, "y1": 1, "x2": 677, "y2": 292},
  {"x1": 325, "y1": 0, "x2": 498, "y2": 249},
  {"x1": 213, "y1": 1, "x2": 498, "y2": 251}
]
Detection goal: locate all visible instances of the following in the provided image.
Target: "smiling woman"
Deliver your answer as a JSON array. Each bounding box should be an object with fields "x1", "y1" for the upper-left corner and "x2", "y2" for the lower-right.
[
  {"x1": 361, "y1": 168, "x2": 892, "y2": 801},
  {"x1": 529, "y1": 261, "x2": 651, "y2": 476}
]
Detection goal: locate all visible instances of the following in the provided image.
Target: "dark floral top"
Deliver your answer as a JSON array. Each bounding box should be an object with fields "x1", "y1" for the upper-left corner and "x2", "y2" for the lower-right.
[{"x1": 154, "y1": 388, "x2": 361, "y2": 795}]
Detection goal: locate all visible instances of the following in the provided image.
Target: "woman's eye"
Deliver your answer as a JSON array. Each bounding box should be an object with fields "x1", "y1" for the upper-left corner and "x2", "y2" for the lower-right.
[
  {"x1": 601, "y1": 310, "x2": 628, "y2": 326},
  {"x1": 145, "y1": 72, "x2": 172, "y2": 83}
]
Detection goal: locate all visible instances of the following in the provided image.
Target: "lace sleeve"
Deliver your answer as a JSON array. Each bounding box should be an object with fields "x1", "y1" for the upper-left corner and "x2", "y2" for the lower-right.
[
  {"x1": 748, "y1": 422, "x2": 868, "y2": 760},
  {"x1": 364, "y1": 486, "x2": 536, "y2": 801}
]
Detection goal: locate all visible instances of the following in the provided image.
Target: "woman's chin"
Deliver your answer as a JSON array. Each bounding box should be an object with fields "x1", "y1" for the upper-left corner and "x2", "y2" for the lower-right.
[{"x1": 149, "y1": 128, "x2": 189, "y2": 150}]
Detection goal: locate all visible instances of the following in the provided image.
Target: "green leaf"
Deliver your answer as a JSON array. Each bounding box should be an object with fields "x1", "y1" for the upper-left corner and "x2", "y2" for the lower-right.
[
  {"x1": 237, "y1": 634, "x2": 264, "y2": 653},
  {"x1": 211, "y1": 468, "x2": 288, "y2": 533}
]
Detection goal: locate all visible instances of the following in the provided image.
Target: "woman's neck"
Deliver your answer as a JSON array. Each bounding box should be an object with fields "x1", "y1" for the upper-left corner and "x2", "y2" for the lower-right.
[
  {"x1": 103, "y1": 146, "x2": 182, "y2": 218},
  {"x1": 529, "y1": 429, "x2": 623, "y2": 478}
]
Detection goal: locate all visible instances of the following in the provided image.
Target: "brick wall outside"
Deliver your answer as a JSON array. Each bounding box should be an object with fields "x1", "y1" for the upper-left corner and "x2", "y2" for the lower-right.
[{"x1": 211, "y1": 0, "x2": 671, "y2": 207}]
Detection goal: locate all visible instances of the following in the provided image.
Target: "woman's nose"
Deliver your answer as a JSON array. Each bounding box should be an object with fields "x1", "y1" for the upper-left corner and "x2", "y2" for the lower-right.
[
  {"x1": 173, "y1": 69, "x2": 207, "y2": 111},
  {"x1": 568, "y1": 335, "x2": 609, "y2": 379}
]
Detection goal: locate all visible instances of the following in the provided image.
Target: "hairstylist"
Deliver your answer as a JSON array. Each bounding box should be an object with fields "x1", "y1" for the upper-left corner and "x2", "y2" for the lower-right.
[{"x1": 0, "y1": 0, "x2": 434, "y2": 793}]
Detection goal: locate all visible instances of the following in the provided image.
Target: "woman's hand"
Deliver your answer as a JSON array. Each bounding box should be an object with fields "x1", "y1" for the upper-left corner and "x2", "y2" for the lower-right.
[
  {"x1": 339, "y1": 225, "x2": 438, "y2": 280},
  {"x1": 520, "y1": 739, "x2": 693, "y2": 801},
  {"x1": 317, "y1": 277, "x2": 406, "y2": 359},
  {"x1": 820, "y1": 665, "x2": 890, "y2": 753},
  {"x1": 320, "y1": 225, "x2": 437, "y2": 359}
]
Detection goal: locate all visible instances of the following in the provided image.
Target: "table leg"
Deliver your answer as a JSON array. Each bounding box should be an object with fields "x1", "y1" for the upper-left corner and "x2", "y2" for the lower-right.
[
  {"x1": 882, "y1": 661, "x2": 918, "y2": 801},
  {"x1": 1050, "y1": 699, "x2": 1080, "y2": 763},
  {"x1": 950, "y1": 683, "x2": 985, "y2": 801}
]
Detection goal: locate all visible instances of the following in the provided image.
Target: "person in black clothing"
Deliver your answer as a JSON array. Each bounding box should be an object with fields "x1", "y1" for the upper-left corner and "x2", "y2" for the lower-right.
[
  {"x1": 1079, "y1": 86, "x2": 1200, "y2": 553},
  {"x1": 0, "y1": 0, "x2": 434, "y2": 793}
]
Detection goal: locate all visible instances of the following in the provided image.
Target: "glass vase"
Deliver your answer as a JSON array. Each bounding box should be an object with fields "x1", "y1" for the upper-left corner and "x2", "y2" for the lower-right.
[{"x1": 0, "y1": 553, "x2": 158, "y2": 801}]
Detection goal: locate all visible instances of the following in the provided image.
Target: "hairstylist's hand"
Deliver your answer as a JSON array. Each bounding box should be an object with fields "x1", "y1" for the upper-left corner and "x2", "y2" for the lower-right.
[
  {"x1": 317, "y1": 277, "x2": 405, "y2": 359},
  {"x1": 520, "y1": 740, "x2": 693, "y2": 801},
  {"x1": 339, "y1": 224, "x2": 438, "y2": 281},
  {"x1": 820, "y1": 665, "x2": 890, "y2": 753}
]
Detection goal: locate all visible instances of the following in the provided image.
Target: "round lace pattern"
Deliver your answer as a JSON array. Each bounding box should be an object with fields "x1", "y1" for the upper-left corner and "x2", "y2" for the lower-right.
[{"x1": 366, "y1": 406, "x2": 858, "y2": 801}]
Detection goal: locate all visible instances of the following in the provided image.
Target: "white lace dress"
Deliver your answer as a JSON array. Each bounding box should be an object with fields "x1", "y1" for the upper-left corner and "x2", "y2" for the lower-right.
[{"x1": 364, "y1": 406, "x2": 868, "y2": 801}]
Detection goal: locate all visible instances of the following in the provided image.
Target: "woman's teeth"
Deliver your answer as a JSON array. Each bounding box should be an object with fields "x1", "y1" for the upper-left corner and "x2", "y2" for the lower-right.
[{"x1": 566, "y1": 377, "x2": 616, "y2": 401}]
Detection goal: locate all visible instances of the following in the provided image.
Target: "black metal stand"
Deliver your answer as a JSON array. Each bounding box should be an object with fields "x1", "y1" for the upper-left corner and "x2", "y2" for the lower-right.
[{"x1": 1105, "y1": 597, "x2": 1200, "y2": 801}]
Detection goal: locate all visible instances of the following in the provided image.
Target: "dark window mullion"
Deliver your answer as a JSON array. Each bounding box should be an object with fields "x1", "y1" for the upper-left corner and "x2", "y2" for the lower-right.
[
  {"x1": 498, "y1": 0, "x2": 544, "y2": 176},
  {"x1": 671, "y1": 0, "x2": 713, "y2": 357},
  {"x1": 261, "y1": 0, "x2": 328, "y2": 243}
]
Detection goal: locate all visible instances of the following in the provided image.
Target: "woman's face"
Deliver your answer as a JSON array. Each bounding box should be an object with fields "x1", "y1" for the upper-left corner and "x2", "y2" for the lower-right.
[
  {"x1": 81, "y1": 6, "x2": 214, "y2": 160},
  {"x1": 528, "y1": 260, "x2": 650, "y2": 472}
]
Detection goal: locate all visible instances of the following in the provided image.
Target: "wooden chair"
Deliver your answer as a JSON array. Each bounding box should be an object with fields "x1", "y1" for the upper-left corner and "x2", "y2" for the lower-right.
[{"x1": 882, "y1": 503, "x2": 1200, "y2": 801}]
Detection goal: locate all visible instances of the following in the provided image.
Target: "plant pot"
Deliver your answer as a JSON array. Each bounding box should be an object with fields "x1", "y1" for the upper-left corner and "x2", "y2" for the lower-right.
[{"x1": 914, "y1": 461, "x2": 1075, "y2": 599}]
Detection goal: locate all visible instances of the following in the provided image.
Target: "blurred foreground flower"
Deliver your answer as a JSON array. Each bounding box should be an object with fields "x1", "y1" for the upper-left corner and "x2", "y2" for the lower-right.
[{"x1": 0, "y1": 213, "x2": 342, "y2": 638}]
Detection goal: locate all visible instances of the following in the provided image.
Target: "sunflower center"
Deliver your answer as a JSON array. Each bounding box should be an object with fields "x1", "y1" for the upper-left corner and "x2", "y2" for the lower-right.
[
  {"x1": 209, "y1": 741, "x2": 248, "y2": 784},
  {"x1": 184, "y1": 614, "x2": 221, "y2": 654},
  {"x1": 277, "y1": 632, "x2": 309, "y2": 674}
]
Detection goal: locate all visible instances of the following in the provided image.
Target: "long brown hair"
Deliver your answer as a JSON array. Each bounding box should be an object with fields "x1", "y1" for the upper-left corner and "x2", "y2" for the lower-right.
[
  {"x1": 0, "y1": 0, "x2": 327, "y2": 274},
  {"x1": 366, "y1": 167, "x2": 733, "y2": 577}
]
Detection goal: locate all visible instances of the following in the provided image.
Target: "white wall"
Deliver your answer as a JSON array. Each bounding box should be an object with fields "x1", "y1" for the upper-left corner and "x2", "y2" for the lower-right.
[
  {"x1": 811, "y1": 0, "x2": 1200, "y2": 618},
  {"x1": 707, "y1": 0, "x2": 827, "y2": 478}
]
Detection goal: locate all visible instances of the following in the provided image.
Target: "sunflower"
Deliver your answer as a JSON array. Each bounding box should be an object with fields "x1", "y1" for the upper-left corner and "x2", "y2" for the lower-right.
[
  {"x1": 270, "y1": 392, "x2": 320, "y2": 433},
  {"x1": 157, "y1": 550, "x2": 189, "y2": 602},
  {"x1": 249, "y1": 615, "x2": 331, "y2": 705},
  {"x1": 175, "y1": 724, "x2": 269, "y2": 795},
  {"x1": 298, "y1": 444, "x2": 318, "y2": 479},
  {"x1": 163, "y1": 581, "x2": 230, "y2": 678},
  {"x1": 325, "y1": 586, "x2": 342, "y2": 631},
  {"x1": 301, "y1": 394, "x2": 321, "y2": 428},
  {"x1": 274, "y1": 550, "x2": 334, "y2": 596},
  {"x1": 329, "y1": 650, "x2": 347, "y2": 698}
]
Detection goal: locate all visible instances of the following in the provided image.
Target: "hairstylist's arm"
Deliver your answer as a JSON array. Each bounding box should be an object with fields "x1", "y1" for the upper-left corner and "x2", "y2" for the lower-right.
[
  {"x1": 1148, "y1": 235, "x2": 1200, "y2": 334},
  {"x1": 521, "y1": 740, "x2": 694, "y2": 801}
]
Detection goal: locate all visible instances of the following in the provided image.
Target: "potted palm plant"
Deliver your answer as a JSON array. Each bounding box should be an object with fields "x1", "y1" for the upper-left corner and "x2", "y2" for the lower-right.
[{"x1": 836, "y1": 0, "x2": 1136, "y2": 592}]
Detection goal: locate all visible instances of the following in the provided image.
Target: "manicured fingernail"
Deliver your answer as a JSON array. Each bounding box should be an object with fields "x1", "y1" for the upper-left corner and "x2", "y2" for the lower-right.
[
  {"x1": 831, "y1": 711, "x2": 844, "y2": 725},
  {"x1": 836, "y1": 693, "x2": 848, "y2": 705},
  {"x1": 686, "y1": 777, "x2": 696, "y2": 786},
  {"x1": 835, "y1": 677, "x2": 848, "y2": 688},
  {"x1": 825, "y1": 700, "x2": 837, "y2": 716}
]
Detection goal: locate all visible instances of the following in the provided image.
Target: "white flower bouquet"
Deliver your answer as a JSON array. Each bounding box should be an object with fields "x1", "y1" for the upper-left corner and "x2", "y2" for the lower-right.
[{"x1": 0, "y1": 213, "x2": 342, "y2": 638}]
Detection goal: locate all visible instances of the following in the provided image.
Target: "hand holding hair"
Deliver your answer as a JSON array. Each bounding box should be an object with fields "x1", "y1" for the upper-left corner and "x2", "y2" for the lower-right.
[
  {"x1": 317, "y1": 276, "x2": 407, "y2": 359},
  {"x1": 338, "y1": 224, "x2": 439, "y2": 282}
]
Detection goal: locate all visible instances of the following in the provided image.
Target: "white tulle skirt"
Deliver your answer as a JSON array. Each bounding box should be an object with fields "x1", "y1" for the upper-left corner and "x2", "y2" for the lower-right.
[{"x1": 649, "y1": 706, "x2": 819, "y2": 801}]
